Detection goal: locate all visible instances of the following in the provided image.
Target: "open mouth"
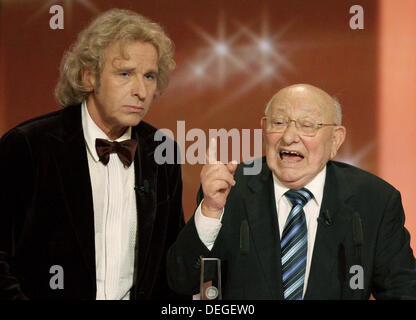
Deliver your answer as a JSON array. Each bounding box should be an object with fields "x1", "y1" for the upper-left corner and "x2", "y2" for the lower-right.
[{"x1": 279, "y1": 150, "x2": 304, "y2": 162}]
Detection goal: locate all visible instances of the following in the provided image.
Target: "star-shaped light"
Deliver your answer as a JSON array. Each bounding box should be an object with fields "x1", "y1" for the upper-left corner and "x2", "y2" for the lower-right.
[{"x1": 174, "y1": 11, "x2": 293, "y2": 106}]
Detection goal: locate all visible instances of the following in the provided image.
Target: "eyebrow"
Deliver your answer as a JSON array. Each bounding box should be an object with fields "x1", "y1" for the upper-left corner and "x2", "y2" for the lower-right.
[
  {"x1": 145, "y1": 69, "x2": 159, "y2": 75},
  {"x1": 114, "y1": 66, "x2": 159, "y2": 75},
  {"x1": 115, "y1": 67, "x2": 136, "y2": 72}
]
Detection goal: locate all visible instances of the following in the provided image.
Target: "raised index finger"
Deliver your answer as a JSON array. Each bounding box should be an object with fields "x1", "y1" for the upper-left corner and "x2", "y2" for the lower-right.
[{"x1": 206, "y1": 137, "x2": 218, "y2": 164}]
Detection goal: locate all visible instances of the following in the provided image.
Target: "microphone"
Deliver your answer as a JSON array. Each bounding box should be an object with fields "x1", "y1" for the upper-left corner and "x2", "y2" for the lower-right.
[
  {"x1": 323, "y1": 209, "x2": 332, "y2": 226},
  {"x1": 240, "y1": 220, "x2": 249, "y2": 256},
  {"x1": 135, "y1": 179, "x2": 150, "y2": 194},
  {"x1": 319, "y1": 209, "x2": 333, "y2": 226}
]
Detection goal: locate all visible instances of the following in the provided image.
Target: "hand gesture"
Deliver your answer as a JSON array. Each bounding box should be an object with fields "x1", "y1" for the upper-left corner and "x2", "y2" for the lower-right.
[{"x1": 200, "y1": 138, "x2": 238, "y2": 218}]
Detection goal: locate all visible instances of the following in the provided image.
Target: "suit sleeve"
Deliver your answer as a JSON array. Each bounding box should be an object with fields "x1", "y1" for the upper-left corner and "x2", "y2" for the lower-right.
[
  {"x1": 166, "y1": 217, "x2": 214, "y2": 295},
  {"x1": 0, "y1": 129, "x2": 33, "y2": 300},
  {"x1": 151, "y1": 142, "x2": 191, "y2": 300},
  {"x1": 372, "y1": 190, "x2": 416, "y2": 299},
  {"x1": 166, "y1": 184, "x2": 215, "y2": 296}
]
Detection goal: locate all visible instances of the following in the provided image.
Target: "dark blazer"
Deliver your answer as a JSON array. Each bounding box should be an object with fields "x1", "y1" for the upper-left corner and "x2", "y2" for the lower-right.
[
  {"x1": 0, "y1": 104, "x2": 186, "y2": 300},
  {"x1": 167, "y1": 158, "x2": 416, "y2": 299}
]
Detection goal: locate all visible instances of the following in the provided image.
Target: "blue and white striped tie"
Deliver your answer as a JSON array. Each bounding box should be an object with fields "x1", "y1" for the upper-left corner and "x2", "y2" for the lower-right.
[{"x1": 281, "y1": 188, "x2": 313, "y2": 300}]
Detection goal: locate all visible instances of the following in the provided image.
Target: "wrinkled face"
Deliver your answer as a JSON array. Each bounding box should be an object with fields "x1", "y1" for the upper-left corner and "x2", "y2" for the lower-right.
[
  {"x1": 83, "y1": 40, "x2": 159, "y2": 139},
  {"x1": 262, "y1": 85, "x2": 346, "y2": 189}
]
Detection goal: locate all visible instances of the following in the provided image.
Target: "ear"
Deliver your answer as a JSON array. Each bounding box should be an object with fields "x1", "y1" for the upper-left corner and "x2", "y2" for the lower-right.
[
  {"x1": 330, "y1": 125, "x2": 346, "y2": 159},
  {"x1": 82, "y1": 69, "x2": 97, "y2": 92}
]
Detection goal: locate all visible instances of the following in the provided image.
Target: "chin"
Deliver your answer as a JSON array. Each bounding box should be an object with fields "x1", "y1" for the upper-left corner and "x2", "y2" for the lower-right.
[
  {"x1": 275, "y1": 170, "x2": 306, "y2": 189},
  {"x1": 280, "y1": 180, "x2": 306, "y2": 190},
  {"x1": 122, "y1": 114, "x2": 144, "y2": 127}
]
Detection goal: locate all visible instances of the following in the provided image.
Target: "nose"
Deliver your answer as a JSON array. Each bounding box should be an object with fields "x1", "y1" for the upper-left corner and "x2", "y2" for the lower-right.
[
  {"x1": 132, "y1": 76, "x2": 147, "y2": 101},
  {"x1": 281, "y1": 120, "x2": 300, "y2": 144}
]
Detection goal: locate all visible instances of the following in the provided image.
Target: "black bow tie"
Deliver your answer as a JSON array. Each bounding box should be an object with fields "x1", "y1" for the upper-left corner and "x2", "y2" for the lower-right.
[{"x1": 95, "y1": 138, "x2": 138, "y2": 167}]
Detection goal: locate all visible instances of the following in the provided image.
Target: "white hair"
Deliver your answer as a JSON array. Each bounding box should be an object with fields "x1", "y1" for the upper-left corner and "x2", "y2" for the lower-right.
[{"x1": 332, "y1": 97, "x2": 342, "y2": 125}]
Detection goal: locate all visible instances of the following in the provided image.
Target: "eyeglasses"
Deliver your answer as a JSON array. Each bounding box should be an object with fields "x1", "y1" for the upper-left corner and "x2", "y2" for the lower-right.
[{"x1": 261, "y1": 116, "x2": 338, "y2": 137}]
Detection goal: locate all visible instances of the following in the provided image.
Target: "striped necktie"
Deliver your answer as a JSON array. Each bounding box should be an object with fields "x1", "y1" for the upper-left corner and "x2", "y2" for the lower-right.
[{"x1": 281, "y1": 188, "x2": 313, "y2": 300}]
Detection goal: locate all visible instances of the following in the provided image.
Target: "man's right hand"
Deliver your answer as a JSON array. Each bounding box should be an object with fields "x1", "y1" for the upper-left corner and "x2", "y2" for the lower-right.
[{"x1": 200, "y1": 138, "x2": 238, "y2": 219}]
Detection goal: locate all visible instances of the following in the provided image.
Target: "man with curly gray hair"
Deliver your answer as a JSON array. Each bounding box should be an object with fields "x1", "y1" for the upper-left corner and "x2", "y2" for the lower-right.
[{"x1": 0, "y1": 9, "x2": 186, "y2": 300}]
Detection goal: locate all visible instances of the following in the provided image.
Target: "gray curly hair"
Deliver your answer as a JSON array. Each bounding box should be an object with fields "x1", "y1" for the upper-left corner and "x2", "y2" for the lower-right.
[{"x1": 55, "y1": 8, "x2": 175, "y2": 107}]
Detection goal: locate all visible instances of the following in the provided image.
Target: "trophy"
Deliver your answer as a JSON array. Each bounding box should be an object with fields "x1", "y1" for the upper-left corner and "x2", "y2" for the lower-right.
[{"x1": 199, "y1": 258, "x2": 222, "y2": 300}]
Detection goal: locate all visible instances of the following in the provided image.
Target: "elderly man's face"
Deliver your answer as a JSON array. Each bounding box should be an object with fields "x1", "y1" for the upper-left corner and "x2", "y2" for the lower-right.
[
  {"x1": 83, "y1": 40, "x2": 159, "y2": 139},
  {"x1": 263, "y1": 85, "x2": 346, "y2": 189}
]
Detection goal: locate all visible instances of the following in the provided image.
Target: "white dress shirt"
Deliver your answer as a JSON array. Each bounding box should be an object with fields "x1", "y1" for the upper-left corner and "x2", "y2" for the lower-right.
[
  {"x1": 81, "y1": 101, "x2": 137, "y2": 300},
  {"x1": 194, "y1": 166, "x2": 326, "y2": 297}
]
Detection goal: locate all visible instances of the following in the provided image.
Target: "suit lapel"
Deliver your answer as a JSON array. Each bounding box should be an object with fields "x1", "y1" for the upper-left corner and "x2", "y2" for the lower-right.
[
  {"x1": 304, "y1": 161, "x2": 355, "y2": 299},
  {"x1": 46, "y1": 105, "x2": 96, "y2": 284},
  {"x1": 242, "y1": 160, "x2": 357, "y2": 299},
  {"x1": 244, "y1": 162, "x2": 283, "y2": 299},
  {"x1": 47, "y1": 106, "x2": 159, "y2": 296},
  {"x1": 132, "y1": 124, "x2": 158, "y2": 288}
]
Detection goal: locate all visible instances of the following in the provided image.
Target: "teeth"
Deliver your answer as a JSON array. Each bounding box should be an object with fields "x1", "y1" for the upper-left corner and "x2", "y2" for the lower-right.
[{"x1": 281, "y1": 150, "x2": 301, "y2": 156}]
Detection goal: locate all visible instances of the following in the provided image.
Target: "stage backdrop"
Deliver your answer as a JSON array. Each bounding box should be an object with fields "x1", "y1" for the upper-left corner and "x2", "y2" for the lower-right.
[{"x1": 1, "y1": 0, "x2": 415, "y2": 250}]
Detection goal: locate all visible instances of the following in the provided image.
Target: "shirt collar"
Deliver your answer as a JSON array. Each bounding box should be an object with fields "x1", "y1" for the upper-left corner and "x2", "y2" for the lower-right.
[
  {"x1": 81, "y1": 100, "x2": 132, "y2": 163},
  {"x1": 272, "y1": 165, "x2": 327, "y2": 207}
]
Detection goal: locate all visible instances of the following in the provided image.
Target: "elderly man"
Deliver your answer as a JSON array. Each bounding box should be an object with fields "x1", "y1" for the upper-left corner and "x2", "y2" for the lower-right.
[
  {"x1": 167, "y1": 84, "x2": 416, "y2": 300},
  {"x1": 0, "y1": 9, "x2": 185, "y2": 300}
]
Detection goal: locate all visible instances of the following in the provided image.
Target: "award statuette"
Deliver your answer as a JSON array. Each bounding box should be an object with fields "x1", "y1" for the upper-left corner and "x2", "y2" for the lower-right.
[{"x1": 199, "y1": 258, "x2": 222, "y2": 300}]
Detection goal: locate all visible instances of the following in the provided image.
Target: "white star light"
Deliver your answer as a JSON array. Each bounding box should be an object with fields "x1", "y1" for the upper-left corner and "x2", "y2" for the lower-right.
[
  {"x1": 258, "y1": 39, "x2": 272, "y2": 53},
  {"x1": 214, "y1": 43, "x2": 228, "y2": 56},
  {"x1": 185, "y1": 13, "x2": 249, "y2": 87},
  {"x1": 175, "y1": 13, "x2": 293, "y2": 101}
]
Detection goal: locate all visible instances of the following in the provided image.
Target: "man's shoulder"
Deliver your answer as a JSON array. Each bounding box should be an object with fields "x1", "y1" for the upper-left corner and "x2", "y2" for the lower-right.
[
  {"x1": 231, "y1": 158, "x2": 398, "y2": 194},
  {"x1": 14, "y1": 109, "x2": 62, "y2": 130},
  {"x1": 135, "y1": 120, "x2": 158, "y2": 137},
  {"x1": 328, "y1": 160, "x2": 398, "y2": 193},
  {"x1": 230, "y1": 157, "x2": 269, "y2": 193},
  {"x1": 134, "y1": 120, "x2": 179, "y2": 148},
  {"x1": 234, "y1": 157, "x2": 268, "y2": 178},
  {"x1": 1, "y1": 107, "x2": 69, "y2": 143},
  {"x1": 1, "y1": 105, "x2": 80, "y2": 141}
]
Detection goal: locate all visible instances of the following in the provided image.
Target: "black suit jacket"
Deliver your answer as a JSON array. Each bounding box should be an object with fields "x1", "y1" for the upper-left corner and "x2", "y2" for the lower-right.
[
  {"x1": 0, "y1": 104, "x2": 186, "y2": 300},
  {"x1": 167, "y1": 158, "x2": 416, "y2": 299}
]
